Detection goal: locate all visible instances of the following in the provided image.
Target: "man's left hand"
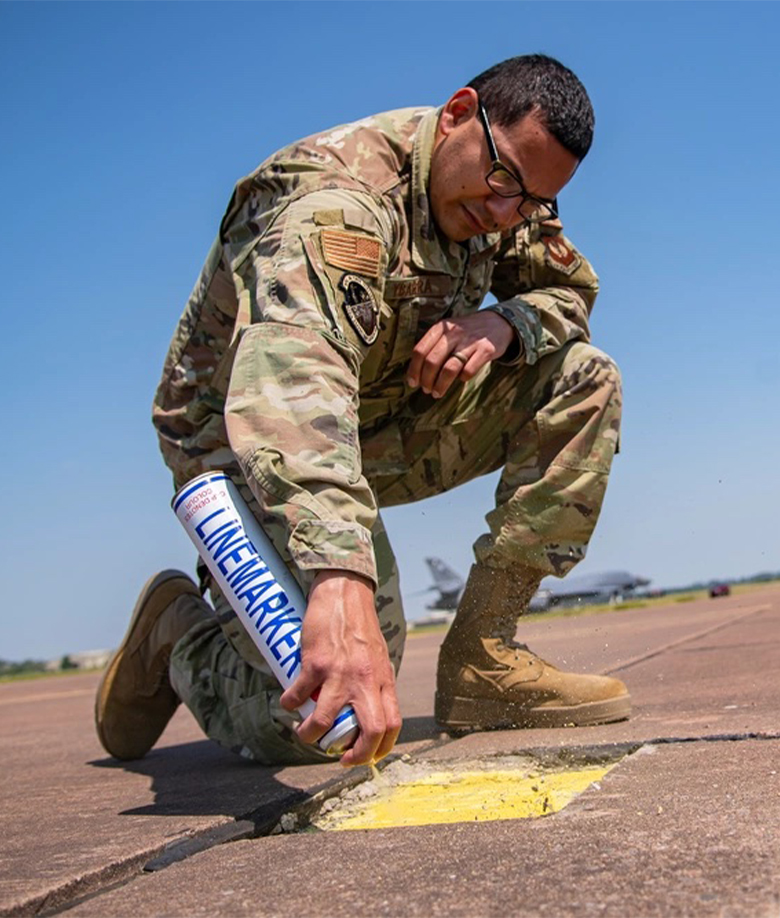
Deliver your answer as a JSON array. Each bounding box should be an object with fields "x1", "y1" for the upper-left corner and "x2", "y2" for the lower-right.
[{"x1": 406, "y1": 312, "x2": 515, "y2": 399}]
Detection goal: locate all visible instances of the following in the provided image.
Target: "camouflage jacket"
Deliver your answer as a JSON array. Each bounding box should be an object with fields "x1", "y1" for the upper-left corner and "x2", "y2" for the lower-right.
[{"x1": 153, "y1": 107, "x2": 599, "y2": 588}]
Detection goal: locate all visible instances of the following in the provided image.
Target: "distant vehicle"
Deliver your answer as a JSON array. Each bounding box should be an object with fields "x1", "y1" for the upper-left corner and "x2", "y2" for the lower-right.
[
  {"x1": 422, "y1": 558, "x2": 465, "y2": 610},
  {"x1": 709, "y1": 583, "x2": 731, "y2": 598}
]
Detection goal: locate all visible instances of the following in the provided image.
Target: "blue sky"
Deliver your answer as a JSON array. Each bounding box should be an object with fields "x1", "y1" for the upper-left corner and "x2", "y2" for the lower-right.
[{"x1": 2, "y1": 2, "x2": 778, "y2": 660}]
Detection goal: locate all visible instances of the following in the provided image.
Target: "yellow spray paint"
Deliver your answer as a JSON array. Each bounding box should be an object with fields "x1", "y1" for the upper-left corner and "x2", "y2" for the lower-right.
[{"x1": 320, "y1": 764, "x2": 616, "y2": 831}]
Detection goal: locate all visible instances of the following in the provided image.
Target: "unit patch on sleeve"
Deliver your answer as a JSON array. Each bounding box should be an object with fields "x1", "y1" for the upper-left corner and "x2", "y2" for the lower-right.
[
  {"x1": 541, "y1": 236, "x2": 581, "y2": 276},
  {"x1": 322, "y1": 228, "x2": 382, "y2": 278},
  {"x1": 339, "y1": 274, "x2": 379, "y2": 344}
]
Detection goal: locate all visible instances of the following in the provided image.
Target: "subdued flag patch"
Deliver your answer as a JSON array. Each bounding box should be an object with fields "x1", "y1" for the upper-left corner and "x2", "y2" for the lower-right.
[{"x1": 322, "y1": 228, "x2": 382, "y2": 278}]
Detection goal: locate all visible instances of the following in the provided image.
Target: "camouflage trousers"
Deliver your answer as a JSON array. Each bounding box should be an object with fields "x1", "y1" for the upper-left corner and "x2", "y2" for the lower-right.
[
  {"x1": 169, "y1": 509, "x2": 404, "y2": 765},
  {"x1": 170, "y1": 340, "x2": 621, "y2": 764}
]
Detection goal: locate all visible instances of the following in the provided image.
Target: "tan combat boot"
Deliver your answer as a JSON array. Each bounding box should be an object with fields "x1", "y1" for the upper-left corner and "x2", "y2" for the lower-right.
[
  {"x1": 435, "y1": 563, "x2": 631, "y2": 730},
  {"x1": 95, "y1": 570, "x2": 211, "y2": 760}
]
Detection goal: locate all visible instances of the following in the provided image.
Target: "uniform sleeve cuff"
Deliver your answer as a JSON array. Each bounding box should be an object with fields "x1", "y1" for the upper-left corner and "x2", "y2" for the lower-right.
[
  {"x1": 485, "y1": 301, "x2": 542, "y2": 366},
  {"x1": 288, "y1": 519, "x2": 378, "y2": 588}
]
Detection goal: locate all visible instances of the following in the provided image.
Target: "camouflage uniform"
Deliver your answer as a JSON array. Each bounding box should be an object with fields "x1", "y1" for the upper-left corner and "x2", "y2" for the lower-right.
[{"x1": 153, "y1": 107, "x2": 621, "y2": 764}]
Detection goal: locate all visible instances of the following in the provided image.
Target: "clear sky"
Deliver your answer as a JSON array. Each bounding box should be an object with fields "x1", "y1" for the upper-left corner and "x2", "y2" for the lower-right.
[{"x1": 2, "y1": 1, "x2": 778, "y2": 661}]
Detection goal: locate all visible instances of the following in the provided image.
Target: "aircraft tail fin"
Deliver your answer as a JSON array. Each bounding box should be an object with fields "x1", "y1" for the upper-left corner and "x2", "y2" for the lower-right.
[{"x1": 425, "y1": 557, "x2": 465, "y2": 594}]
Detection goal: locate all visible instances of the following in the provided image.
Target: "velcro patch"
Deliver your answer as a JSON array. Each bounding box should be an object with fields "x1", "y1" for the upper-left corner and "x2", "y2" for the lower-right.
[
  {"x1": 541, "y1": 236, "x2": 581, "y2": 276},
  {"x1": 384, "y1": 275, "x2": 453, "y2": 299},
  {"x1": 313, "y1": 209, "x2": 345, "y2": 226},
  {"x1": 321, "y1": 228, "x2": 382, "y2": 278}
]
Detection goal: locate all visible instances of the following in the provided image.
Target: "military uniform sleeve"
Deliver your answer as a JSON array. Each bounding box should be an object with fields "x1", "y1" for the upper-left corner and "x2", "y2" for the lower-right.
[
  {"x1": 221, "y1": 186, "x2": 396, "y2": 589},
  {"x1": 487, "y1": 218, "x2": 599, "y2": 366}
]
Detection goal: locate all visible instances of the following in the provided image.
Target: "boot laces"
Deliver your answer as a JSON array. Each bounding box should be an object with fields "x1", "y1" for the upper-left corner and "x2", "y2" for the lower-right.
[{"x1": 488, "y1": 610, "x2": 531, "y2": 656}]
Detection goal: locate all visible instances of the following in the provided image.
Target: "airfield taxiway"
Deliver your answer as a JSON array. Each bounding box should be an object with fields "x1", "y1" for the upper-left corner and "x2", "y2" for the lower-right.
[{"x1": 2, "y1": 585, "x2": 779, "y2": 917}]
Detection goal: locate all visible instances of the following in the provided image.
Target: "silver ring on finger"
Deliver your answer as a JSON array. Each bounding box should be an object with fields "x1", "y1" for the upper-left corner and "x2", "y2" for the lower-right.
[{"x1": 451, "y1": 351, "x2": 468, "y2": 365}]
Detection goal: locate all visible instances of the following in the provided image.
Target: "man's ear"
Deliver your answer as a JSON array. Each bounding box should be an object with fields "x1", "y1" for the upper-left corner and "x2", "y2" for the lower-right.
[{"x1": 438, "y1": 87, "x2": 479, "y2": 136}]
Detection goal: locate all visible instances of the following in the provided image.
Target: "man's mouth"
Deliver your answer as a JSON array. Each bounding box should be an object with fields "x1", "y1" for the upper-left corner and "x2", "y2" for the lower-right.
[{"x1": 463, "y1": 206, "x2": 488, "y2": 235}]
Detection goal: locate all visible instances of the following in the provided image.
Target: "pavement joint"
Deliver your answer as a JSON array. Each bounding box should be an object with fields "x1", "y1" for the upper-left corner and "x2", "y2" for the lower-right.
[
  {"x1": 5, "y1": 588, "x2": 778, "y2": 917},
  {"x1": 56, "y1": 729, "x2": 780, "y2": 914},
  {"x1": 36, "y1": 874, "x2": 145, "y2": 918},
  {"x1": 2, "y1": 736, "x2": 457, "y2": 918},
  {"x1": 644, "y1": 729, "x2": 780, "y2": 746},
  {"x1": 47, "y1": 731, "x2": 780, "y2": 914},
  {"x1": 270, "y1": 732, "x2": 780, "y2": 836},
  {"x1": 603, "y1": 603, "x2": 770, "y2": 675},
  {"x1": 7, "y1": 849, "x2": 171, "y2": 918},
  {"x1": 140, "y1": 735, "x2": 454, "y2": 873}
]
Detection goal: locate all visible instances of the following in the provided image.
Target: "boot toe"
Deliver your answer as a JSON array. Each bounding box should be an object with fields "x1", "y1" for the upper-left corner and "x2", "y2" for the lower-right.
[
  {"x1": 95, "y1": 571, "x2": 207, "y2": 760},
  {"x1": 96, "y1": 691, "x2": 181, "y2": 760}
]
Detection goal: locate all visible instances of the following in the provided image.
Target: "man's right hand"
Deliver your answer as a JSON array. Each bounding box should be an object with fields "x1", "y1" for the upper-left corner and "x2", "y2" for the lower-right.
[{"x1": 279, "y1": 570, "x2": 402, "y2": 767}]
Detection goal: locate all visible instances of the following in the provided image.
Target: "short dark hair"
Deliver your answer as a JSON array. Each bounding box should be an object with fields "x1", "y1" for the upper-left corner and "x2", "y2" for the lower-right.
[{"x1": 468, "y1": 54, "x2": 594, "y2": 161}]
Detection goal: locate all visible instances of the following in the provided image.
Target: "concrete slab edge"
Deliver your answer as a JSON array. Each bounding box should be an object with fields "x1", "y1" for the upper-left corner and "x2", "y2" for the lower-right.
[
  {"x1": 2, "y1": 848, "x2": 167, "y2": 918},
  {"x1": 3, "y1": 739, "x2": 448, "y2": 918},
  {"x1": 11, "y1": 732, "x2": 780, "y2": 916},
  {"x1": 604, "y1": 603, "x2": 770, "y2": 675}
]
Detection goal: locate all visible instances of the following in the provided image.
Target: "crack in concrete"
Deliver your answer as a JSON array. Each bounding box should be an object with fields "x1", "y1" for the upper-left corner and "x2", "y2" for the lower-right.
[
  {"x1": 31, "y1": 728, "x2": 780, "y2": 916},
  {"x1": 22, "y1": 618, "x2": 778, "y2": 918},
  {"x1": 26, "y1": 742, "x2": 449, "y2": 916},
  {"x1": 8, "y1": 848, "x2": 170, "y2": 918}
]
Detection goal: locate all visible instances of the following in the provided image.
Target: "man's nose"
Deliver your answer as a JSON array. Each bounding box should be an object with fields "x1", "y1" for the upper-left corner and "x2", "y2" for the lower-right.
[{"x1": 485, "y1": 194, "x2": 521, "y2": 231}]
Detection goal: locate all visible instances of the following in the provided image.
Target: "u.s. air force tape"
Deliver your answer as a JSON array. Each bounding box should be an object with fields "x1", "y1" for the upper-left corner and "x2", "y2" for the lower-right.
[{"x1": 339, "y1": 273, "x2": 379, "y2": 344}]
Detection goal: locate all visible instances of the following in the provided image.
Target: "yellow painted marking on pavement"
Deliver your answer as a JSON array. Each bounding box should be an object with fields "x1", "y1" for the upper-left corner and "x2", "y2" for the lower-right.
[
  {"x1": 320, "y1": 764, "x2": 615, "y2": 831},
  {"x1": 0, "y1": 689, "x2": 94, "y2": 705}
]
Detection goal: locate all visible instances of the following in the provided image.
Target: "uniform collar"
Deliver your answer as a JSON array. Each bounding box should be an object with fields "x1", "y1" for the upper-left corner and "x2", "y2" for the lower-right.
[{"x1": 411, "y1": 107, "x2": 502, "y2": 274}]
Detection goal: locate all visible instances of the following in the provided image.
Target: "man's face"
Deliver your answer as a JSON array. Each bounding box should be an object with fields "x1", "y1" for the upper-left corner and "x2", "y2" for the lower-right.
[{"x1": 429, "y1": 88, "x2": 580, "y2": 242}]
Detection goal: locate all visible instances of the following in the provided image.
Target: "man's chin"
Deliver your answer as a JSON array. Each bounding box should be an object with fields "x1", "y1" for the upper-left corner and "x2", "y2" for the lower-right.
[
  {"x1": 443, "y1": 215, "x2": 478, "y2": 243},
  {"x1": 431, "y1": 218, "x2": 468, "y2": 244}
]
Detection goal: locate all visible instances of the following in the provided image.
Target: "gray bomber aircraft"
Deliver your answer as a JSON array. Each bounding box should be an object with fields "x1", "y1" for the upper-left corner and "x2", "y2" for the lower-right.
[{"x1": 420, "y1": 558, "x2": 650, "y2": 613}]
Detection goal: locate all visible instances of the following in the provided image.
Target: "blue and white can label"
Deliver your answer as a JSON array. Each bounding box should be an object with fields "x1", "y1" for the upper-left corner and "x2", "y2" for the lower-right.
[{"x1": 172, "y1": 472, "x2": 359, "y2": 755}]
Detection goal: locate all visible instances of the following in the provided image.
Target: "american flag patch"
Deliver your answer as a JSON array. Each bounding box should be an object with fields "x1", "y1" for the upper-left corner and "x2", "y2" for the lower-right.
[{"x1": 321, "y1": 229, "x2": 382, "y2": 278}]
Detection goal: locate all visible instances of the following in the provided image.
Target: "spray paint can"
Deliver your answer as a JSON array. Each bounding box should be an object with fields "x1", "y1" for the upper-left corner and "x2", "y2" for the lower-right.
[{"x1": 172, "y1": 471, "x2": 359, "y2": 755}]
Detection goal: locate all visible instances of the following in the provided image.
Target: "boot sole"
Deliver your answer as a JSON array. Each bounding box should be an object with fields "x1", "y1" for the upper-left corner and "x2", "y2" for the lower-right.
[
  {"x1": 435, "y1": 691, "x2": 632, "y2": 730},
  {"x1": 95, "y1": 570, "x2": 199, "y2": 759}
]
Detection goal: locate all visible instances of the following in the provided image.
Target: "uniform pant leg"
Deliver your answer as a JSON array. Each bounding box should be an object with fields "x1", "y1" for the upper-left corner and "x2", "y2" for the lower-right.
[
  {"x1": 169, "y1": 613, "x2": 330, "y2": 765},
  {"x1": 370, "y1": 341, "x2": 622, "y2": 578},
  {"x1": 169, "y1": 486, "x2": 405, "y2": 765}
]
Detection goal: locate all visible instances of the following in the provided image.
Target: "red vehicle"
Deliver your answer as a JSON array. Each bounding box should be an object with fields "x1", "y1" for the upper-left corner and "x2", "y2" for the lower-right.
[{"x1": 709, "y1": 583, "x2": 731, "y2": 598}]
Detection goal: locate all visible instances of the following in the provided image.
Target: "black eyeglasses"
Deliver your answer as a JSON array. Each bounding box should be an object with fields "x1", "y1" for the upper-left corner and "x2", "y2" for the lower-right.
[{"x1": 478, "y1": 104, "x2": 558, "y2": 222}]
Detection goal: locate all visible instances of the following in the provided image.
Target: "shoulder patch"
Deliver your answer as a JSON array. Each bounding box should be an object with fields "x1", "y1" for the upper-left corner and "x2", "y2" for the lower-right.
[
  {"x1": 339, "y1": 273, "x2": 379, "y2": 344},
  {"x1": 321, "y1": 228, "x2": 382, "y2": 278},
  {"x1": 541, "y1": 235, "x2": 581, "y2": 276},
  {"x1": 313, "y1": 209, "x2": 345, "y2": 226}
]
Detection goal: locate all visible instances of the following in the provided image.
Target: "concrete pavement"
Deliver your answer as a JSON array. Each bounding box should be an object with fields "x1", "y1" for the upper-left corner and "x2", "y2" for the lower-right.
[{"x1": 2, "y1": 585, "x2": 779, "y2": 917}]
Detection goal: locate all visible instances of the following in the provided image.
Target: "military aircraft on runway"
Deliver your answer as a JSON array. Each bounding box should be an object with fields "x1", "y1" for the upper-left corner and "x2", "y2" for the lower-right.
[
  {"x1": 529, "y1": 570, "x2": 652, "y2": 611},
  {"x1": 422, "y1": 558, "x2": 465, "y2": 610},
  {"x1": 419, "y1": 558, "x2": 651, "y2": 614}
]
